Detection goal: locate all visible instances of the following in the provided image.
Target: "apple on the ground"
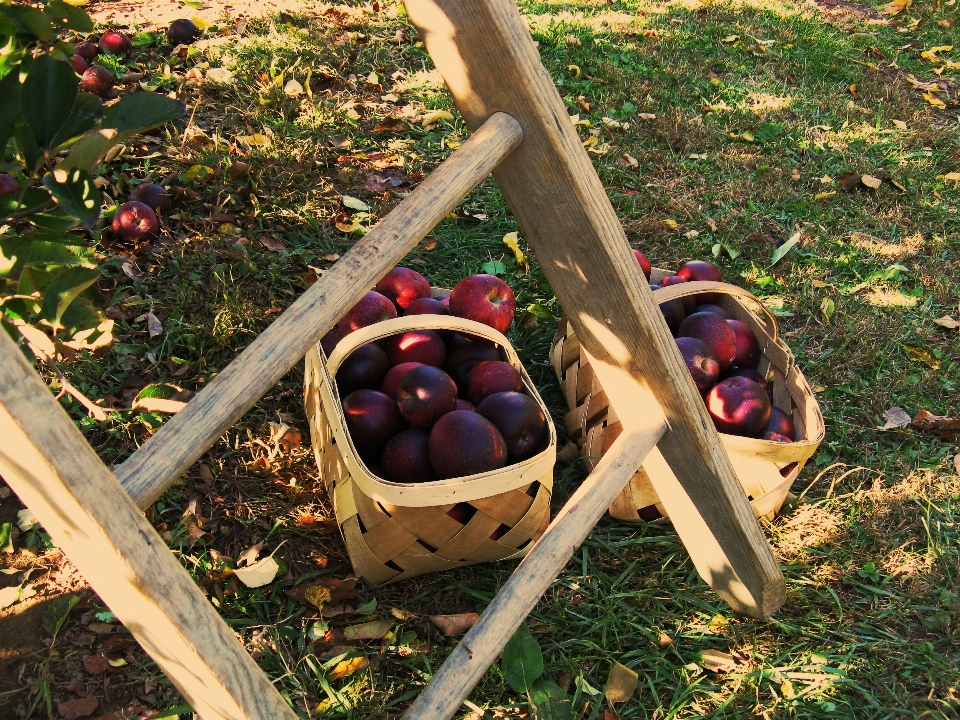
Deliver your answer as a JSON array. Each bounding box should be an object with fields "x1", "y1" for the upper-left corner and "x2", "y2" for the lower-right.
[
  {"x1": 79, "y1": 66, "x2": 114, "y2": 96},
  {"x1": 74, "y1": 42, "x2": 99, "y2": 60},
  {"x1": 112, "y1": 201, "x2": 158, "y2": 243},
  {"x1": 130, "y1": 183, "x2": 172, "y2": 214},
  {"x1": 70, "y1": 55, "x2": 88, "y2": 74},
  {"x1": 168, "y1": 19, "x2": 201, "y2": 45},
  {"x1": 99, "y1": 31, "x2": 132, "y2": 55}
]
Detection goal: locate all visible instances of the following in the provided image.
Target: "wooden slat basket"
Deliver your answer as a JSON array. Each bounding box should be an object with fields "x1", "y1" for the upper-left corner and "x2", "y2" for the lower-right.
[
  {"x1": 550, "y1": 268, "x2": 824, "y2": 524},
  {"x1": 305, "y1": 314, "x2": 556, "y2": 584}
]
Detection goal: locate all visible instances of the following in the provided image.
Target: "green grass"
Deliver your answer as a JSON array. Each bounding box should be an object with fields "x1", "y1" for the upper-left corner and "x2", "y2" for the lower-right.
[{"x1": 7, "y1": 0, "x2": 960, "y2": 717}]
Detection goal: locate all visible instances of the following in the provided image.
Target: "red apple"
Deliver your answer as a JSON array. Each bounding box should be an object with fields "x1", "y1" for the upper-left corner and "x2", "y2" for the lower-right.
[
  {"x1": 99, "y1": 31, "x2": 132, "y2": 56},
  {"x1": 377, "y1": 267, "x2": 431, "y2": 311},
  {"x1": 706, "y1": 377, "x2": 771, "y2": 437},
  {"x1": 336, "y1": 343, "x2": 390, "y2": 396},
  {"x1": 74, "y1": 42, "x2": 99, "y2": 61},
  {"x1": 342, "y1": 389, "x2": 405, "y2": 462},
  {"x1": 650, "y1": 284, "x2": 685, "y2": 334},
  {"x1": 396, "y1": 365, "x2": 457, "y2": 428},
  {"x1": 719, "y1": 366, "x2": 770, "y2": 394},
  {"x1": 129, "y1": 183, "x2": 171, "y2": 214},
  {"x1": 430, "y1": 287, "x2": 451, "y2": 306},
  {"x1": 476, "y1": 391, "x2": 549, "y2": 462},
  {"x1": 112, "y1": 201, "x2": 158, "y2": 243},
  {"x1": 339, "y1": 291, "x2": 397, "y2": 333},
  {"x1": 763, "y1": 431, "x2": 793, "y2": 443},
  {"x1": 167, "y1": 18, "x2": 201, "y2": 45},
  {"x1": 380, "y1": 361, "x2": 425, "y2": 399},
  {"x1": 467, "y1": 360, "x2": 522, "y2": 404},
  {"x1": 429, "y1": 410, "x2": 507, "y2": 479},
  {"x1": 70, "y1": 55, "x2": 88, "y2": 75},
  {"x1": 321, "y1": 325, "x2": 345, "y2": 355},
  {"x1": 675, "y1": 337, "x2": 719, "y2": 394},
  {"x1": 404, "y1": 297, "x2": 449, "y2": 316},
  {"x1": 678, "y1": 312, "x2": 737, "y2": 370},
  {"x1": 384, "y1": 329, "x2": 446, "y2": 367},
  {"x1": 0, "y1": 174, "x2": 20, "y2": 198},
  {"x1": 79, "y1": 66, "x2": 114, "y2": 96},
  {"x1": 455, "y1": 399, "x2": 476, "y2": 412},
  {"x1": 632, "y1": 249, "x2": 652, "y2": 280},
  {"x1": 382, "y1": 429, "x2": 436, "y2": 483},
  {"x1": 676, "y1": 260, "x2": 723, "y2": 302},
  {"x1": 447, "y1": 503, "x2": 474, "y2": 523},
  {"x1": 763, "y1": 406, "x2": 796, "y2": 440},
  {"x1": 727, "y1": 319, "x2": 761, "y2": 368},
  {"x1": 449, "y1": 274, "x2": 516, "y2": 333},
  {"x1": 695, "y1": 303, "x2": 732, "y2": 319},
  {"x1": 659, "y1": 276, "x2": 695, "y2": 313},
  {"x1": 443, "y1": 338, "x2": 501, "y2": 392}
]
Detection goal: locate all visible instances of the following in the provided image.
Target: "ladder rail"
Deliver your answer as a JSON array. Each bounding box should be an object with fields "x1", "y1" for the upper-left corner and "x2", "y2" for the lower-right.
[{"x1": 115, "y1": 111, "x2": 523, "y2": 510}]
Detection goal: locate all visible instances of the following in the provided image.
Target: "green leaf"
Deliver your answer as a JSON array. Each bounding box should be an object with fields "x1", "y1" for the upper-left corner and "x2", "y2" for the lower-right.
[
  {"x1": 46, "y1": 0, "x2": 93, "y2": 33},
  {"x1": 39, "y1": 266, "x2": 99, "y2": 327},
  {"x1": 30, "y1": 211, "x2": 81, "y2": 232},
  {"x1": 21, "y1": 55, "x2": 77, "y2": 149},
  {"x1": 0, "y1": 70, "x2": 21, "y2": 154},
  {"x1": 132, "y1": 33, "x2": 158, "y2": 48},
  {"x1": 770, "y1": 232, "x2": 801, "y2": 266},
  {"x1": 0, "y1": 188, "x2": 50, "y2": 219},
  {"x1": 527, "y1": 678, "x2": 572, "y2": 720},
  {"x1": 57, "y1": 128, "x2": 121, "y2": 173},
  {"x1": 41, "y1": 594, "x2": 80, "y2": 638},
  {"x1": 482, "y1": 260, "x2": 506, "y2": 276},
  {"x1": 21, "y1": 9, "x2": 54, "y2": 41},
  {"x1": 755, "y1": 122, "x2": 784, "y2": 142},
  {"x1": 103, "y1": 92, "x2": 185, "y2": 136},
  {"x1": 26, "y1": 240, "x2": 94, "y2": 268},
  {"x1": 59, "y1": 296, "x2": 102, "y2": 332},
  {"x1": 501, "y1": 625, "x2": 544, "y2": 693},
  {"x1": 14, "y1": 123, "x2": 44, "y2": 173},
  {"x1": 0, "y1": 522, "x2": 13, "y2": 553},
  {"x1": 135, "y1": 383, "x2": 181, "y2": 402},
  {"x1": 51, "y1": 93, "x2": 103, "y2": 149},
  {"x1": 903, "y1": 342, "x2": 940, "y2": 369},
  {"x1": 341, "y1": 195, "x2": 371, "y2": 211},
  {"x1": 43, "y1": 168, "x2": 100, "y2": 228},
  {"x1": 0, "y1": 236, "x2": 30, "y2": 276}
]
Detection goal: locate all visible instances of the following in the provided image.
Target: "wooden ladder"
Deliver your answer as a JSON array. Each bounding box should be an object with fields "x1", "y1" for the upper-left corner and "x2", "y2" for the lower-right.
[{"x1": 0, "y1": 1, "x2": 785, "y2": 717}]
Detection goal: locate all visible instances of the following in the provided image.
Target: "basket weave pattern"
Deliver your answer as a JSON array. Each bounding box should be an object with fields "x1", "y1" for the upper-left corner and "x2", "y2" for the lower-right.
[
  {"x1": 306, "y1": 315, "x2": 555, "y2": 584},
  {"x1": 550, "y1": 273, "x2": 824, "y2": 523}
]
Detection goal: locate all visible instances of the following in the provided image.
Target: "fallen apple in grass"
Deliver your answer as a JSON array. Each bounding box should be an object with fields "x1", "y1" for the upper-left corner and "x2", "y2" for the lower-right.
[
  {"x1": 74, "y1": 42, "x2": 99, "y2": 61},
  {"x1": 70, "y1": 55, "x2": 88, "y2": 74},
  {"x1": 377, "y1": 266, "x2": 431, "y2": 311},
  {"x1": 167, "y1": 18, "x2": 201, "y2": 45},
  {"x1": 79, "y1": 66, "x2": 114, "y2": 96},
  {"x1": 449, "y1": 274, "x2": 516, "y2": 333},
  {"x1": 429, "y1": 410, "x2": 507, "y2": 479},
  {"x1": 99, "y1": 31, "x2": 132, "y2": 56},
  {"x1": 130, "y1": 183, "x2": 172, "y2": 214},
  {"x1": 112, "y1": 201, "x2": 158, "y2": 243}
]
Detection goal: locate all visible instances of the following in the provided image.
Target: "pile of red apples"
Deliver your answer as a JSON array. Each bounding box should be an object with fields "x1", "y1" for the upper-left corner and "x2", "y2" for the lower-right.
[
  {"x1": 325, "y1": 269, "x2": 550, "y2": 485},
  {"x1": 634, "y1": 251, "x2": 796, "y2": 443}
]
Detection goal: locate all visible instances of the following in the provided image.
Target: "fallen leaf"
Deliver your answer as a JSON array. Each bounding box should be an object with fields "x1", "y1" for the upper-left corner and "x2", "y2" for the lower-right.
[
  {"x1": 582, "y1": 135, "x2": 598, "y2": 148},
  {"x1": 620, "y1": 153, "x2": 638, "y2": 168},
  {"x1": 880, "y1": 407, "x2": 912, "y2": 430},
  {"x1": 287, "y1": 578, "x2": 358, "y2": 610},
  {"x1": 283, "y1": 79, "x2": 304, "y2": 96},
  {"x1": 903, "y1": 343, "x2": 940, "y2": 369},
  {"x1": 721, "y1": 35, "x2": 740, "y2": 43},
  {"x1": 144, "y1": 312, "x2": 163, "y2": 337},
  {"x1": 814, "y1": 191, "x2": 837, "y2": 201},
  {"x1": 567, "y1": 64, "x2": 581, "y2": 78},
  {"x1": 920, "y1": 45, "x2": 953, "y2": 61},
  {"x1": 605, "y1": 662, "x2": 638, "y2": 704},
  {"x1": 705, "y1": 218, "x2": 718, "y2": 232},
  {"x1": 820, "y1": 297, "x2": 835, "y2": 323},
  {"x1": 880, "y1": 0, "x2": 911, "y2": 14},
  {"x1": 912, "y1": 409, "x2": 960, "y2": 437},
  {"x1": 427, "y1": 613, "x2": 479, "y2": 636},
  {"x1": 861, "y1": 174, "x2": 883, "y2": 189},
  {"x1": 329, "y1": 655, "x2": 368, "y2": 679},
  {"x1": 233, "y1": 555, "x2": 280, "y2": 588},
  {"x1": 557, "y1": 441, "x2": 580, "y2": 464},
  {"x1": 420, "y1": 238, "x2": 437, "y2": 251},
  {"x1": 422, "y1": 109, "x2": 454, "y2": 127},
  {"x1": 238, "y1": 133, "x2": 270, "y2": 147},
  {"x1": 57, "y1": 697, "x2": 99, "y2": 720},
  {"x1": 503, "y1": 232, "x2": 529, "y2": 274},
  {"x1": 343, "y1": 620, "x2": 394, "y2": 641},
  {"x1": 638, "y1": 112, "x2": 657, "y2": 120},
  {"x1": 923, "y1": 92, "x2": 946, "y2": 109},
  {"x1": 296, "y1": 516, "x2": 339, "y2": 534},
  {"x1": 0, "y1": 585, "x2": 34, "y2": 610},
  {"x1": 662, "y1": 219, "x2": 679, "y2": 230},
  {"x1": 937, "y1": 172, "x2": 960, "y2": 185},
  {"x1": 933, "y1": 315, "x2": 960, "y2": 329},
  {"x1": 83, "y1": 655, "x2": 113, "y2": 675},
  {"x1": 260, "y1": 237, "x2": 288, "y2": 252},
  {"x1": 237, "y1": 541, "x2": 264, "y2": 567},
  {"x1": 341, "y1": 195, "x2": 371, "y2": 212},
  {"x1": 697, "y1": 649, "x2": 737, "y2": 672},
  {"x1": 771, "y1": 232, "x2": 801, "y2": 266},
  {"x1": 206, "y1": 67, "x2": 234, "y2": 84},
  {"x1": 837, "y1": 173, "x2": 862, "y2": 192},
  {"x1": 954, "y1": 454, "x2": 960, "y2": 477},
  {"x1": 657, "y1": 631, "x2": 673, "y2": 647},
  {"x1": 227, "y1": 161, "x2": 250, "y2": 179},
  {"x1": 391, "y1": 607, "x2": 418, "y2": 621}
]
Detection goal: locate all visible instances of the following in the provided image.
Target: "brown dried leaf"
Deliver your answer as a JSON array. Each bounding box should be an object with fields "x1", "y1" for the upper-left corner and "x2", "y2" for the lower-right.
[
  {"x1": 391, "y1": 607, "x2": 418, "y2": 621},
  {"x1": 295, "y1": 516, "x2": 339, "y2": 534},
  {"x1": 837, "y1": 173, "x2": 862, "y2": 192},
  {"x1": 427, "y1": 613, "x2": 479, "y2": 636},
  {"x1": 557, "y1": 441, "x2": 580, "y2": 464},
  {"x1": 287, "y1": 578, "x2": 358, "y2": 610},
  {"x1": 605, "y1": 662, "x2": 638, "y2": 704},
  {"x1": 343, "y1": 620, "x2": 394, "y2": 641},
  {"x1": 420, "y1": 238, "x2": 438, "y2": 251},
  {"x1": 227, "y1": 161, "x2": 250, "y2": 179},
  {"x1": 880, "y1": 407, "x2": 912, "y2": 430},
  {"x1": 933, "y1": 315, "x2": 960, "y2": 330},
  {"x1": 698, "y1": 649, "x2": 737, "y2": 672},
  {"x1": 260, "y1": 236, "x2": 288, "y2": 252},
  {"x1": 329, "y1": 655, "x2": 369, "y2": 679},
  {"x1": 860, "y1": 174, "x2": 883, "y2": 189},
  {"x1": 83, "y1": 655, "x2": 113, "y2": 675},
  {"x1": 912, "y1": 409, "x2": 960, "y2": 437},
  {"x1": 57, "y1": 696, "x2": 99, "y2": 720}
]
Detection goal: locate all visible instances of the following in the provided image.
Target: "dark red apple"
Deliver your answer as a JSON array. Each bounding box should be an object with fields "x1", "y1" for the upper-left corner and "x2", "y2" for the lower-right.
[
  {"x1": 336, "y1": 343, "x2": 390, "y2": 396},
  {"x1": 321, "y1": 325, "x2": 345, "y2": 355},
  {"x1": 382, "y1": 429, "x2": 436, "y2": 483},
  {"x1": 444, "y1": 339, "x2": 501, "y2": 392},
  {"x1": 678, "y1": 312, "x2": 737, "y2": 370},
  {"x1": 377, "y1": 267, "x2": 431, "y2": 311},
  {"x1": 675, "y1": 337, "x2": 719, "y2": 394},
  {"x1": 763, "y1": 431, "x2": 793, "y2": 443},
  {"x1": 659, "y1": 276, "x2": 695, "y2": 313},
  {"x1": 342, "y1": 389, "x2": 405, "y2": 462},
  {"x1": 384, "y1": 329, "x2": 446, "y2": 367},
  {"x1": 396, "y1": 365, "x2": 457, "y2": 428},
  {"x1": 477, "y1": 391, "x2": 549, "y2": 462},
  {"x1": 129, "y1": 183, "x2": 171, "y2": 214},
  {"x1": 449, "y1": 274, "x2": 516, "y2": 333},
  {"x1": 467, "y1": 361, "x2": 522, "y2": 404},
  {"x1": 719, "y1": 366, "x2": 770, "y2": 394},
  {"x1": 0, "y1": 174, "x2": 20, "y2": 198},
  {"x1": 455, "y1": 399, "x2": 476, "y2": 412},
  {"x1": 74, "y1": 42, "x2": 99, "y2": 61},
  {"x1": 99, "y1": 31, "x2": 132, "y2": 56},
  {"x1": 167, "y1": 18, "x2": 201, "y2": 45},
  {"x1": 404, "y1": 297, "x2": 449, "y2": 316},
  {"x1": 695, "y1": 303, "x2": 732, "y2": 319},
  {"x1": 650, "y1": 284, "x2": 685, "y2": 334},
  {"x1": 446, "y1": 503, "x2": 473, "y2": 523},
  {"x1": 380, "y1": 361, "x2": 425, "y2": 399},
  {"x1": 79, "y1": 66, "x2": 114, "y2": 96},
  {"x1": 70, "y1": 55, "x2": 88, "y2": 74},
  {"x1": 430, "y1": 287, "x2": 451, "y2": 306},
  {"x1": 112, "y1": 201, "x2": 158, "y2": 242},
  {"x1": 706, "y1": 377, "x2": 771, "y2": 437},
  {"x1": 339, "y1": 291, "x2": 397, "y2": 333},
  {"x1": 632, "y1": 249, "x2": 652, "y2": 280},
  {"x1": 676, "y1": 260, "x2": 723, "y2": 302},
  {"x1": 429, "y1": 410, "x2": 507, "y2": 479},
  {"x1": 763, "y1": 406, "x2": 796, "y2": 440},
  {"x1": 727, "y1": 319, "x2": 761, "y2": 368}
]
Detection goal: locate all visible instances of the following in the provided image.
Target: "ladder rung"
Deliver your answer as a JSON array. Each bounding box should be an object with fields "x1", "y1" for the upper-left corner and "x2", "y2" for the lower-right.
[
  {"x1": 401, "y1": 418, "x2": 668, "y2": 720},
  {"x1": 115, "y1": 112, "x2": 523, "y2": 510}
]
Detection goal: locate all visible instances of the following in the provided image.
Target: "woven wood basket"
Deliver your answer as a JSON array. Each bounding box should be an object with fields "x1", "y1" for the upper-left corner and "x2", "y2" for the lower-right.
[
  {"x1": 305, "y1": 314, "x2": 556, "y2": 584},
  {"x1": 550, "y1": 268, "x2": 824, "y2": 524}
]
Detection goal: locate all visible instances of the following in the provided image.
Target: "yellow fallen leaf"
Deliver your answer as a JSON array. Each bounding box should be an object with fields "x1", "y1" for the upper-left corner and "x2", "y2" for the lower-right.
[
  {"x1": 923, "y1": 92, "x2": 946, "y2": 109},
  {"x1": 662, "y1": 219, "x2": 679, "y2": 230},
  {"x1": 422, "y1": 109, "x2": 454, "y2": 126},
  {"x1": 182, "y1": 164, "x2": 214, "y2": 181},
  {"x1": 814, "y1": 191, "x2": 837, "y2": 200},
  {"x1": 344, "y1": 107, "x2": 361, "y2": 120},
  {"x1": 933, "y1": 315, "x2": 960, "y2": 330},
  {"x1": 366, "y1": 71, "x2": 380, "y2": 85},
  {"x1": 233, "y1": 556, "x2": 280, "y2": 588},
  {"x1": 503, "y1": 232, "x2": 529, "y2": 274},
  {"x1": 330, "y1": 656, "x2": 368, "y2": 680},
  {"x1": 811, "y1": 279, "x2": 827, "y2": 287},
  {"x1": 721, "y1": 35, "x2": 739, "y2": 43},
  {"x1": 861, "y1": 174, "x2": 882, "y2": 189},
  {"x1": 893, "y1": 120, "x2": 908, "y2": 130},
  {"x1": 605, "y1": 663, "x2": 638, "y2": 704},
  {"x1": 638, "y1": 112, "x2": 656, "y2": 120},
  {"x1": 881, "y1": 0, "x2": 911, "y2": 14},
  {"x1": 920, "y1": 45, "x2": 953, "y2": 61},
  {"x1": 568, "y1": 64, "x2": 581, "y2": 78},
  {"x1": 238, "y1": 133, "x2": 271, "y2": 147},
  {"x1": 582, "y1": 135, "x2": 598, "y2": 148},
  {"x1": 191, "y1": 16, "x2": 212, "y2": 31},
  {"x1": 937, "y1": 172, "x2": 960, "y2": 185},
  {"x1": 283, "y1": 79, "x2": 304, "y2": 96}
]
